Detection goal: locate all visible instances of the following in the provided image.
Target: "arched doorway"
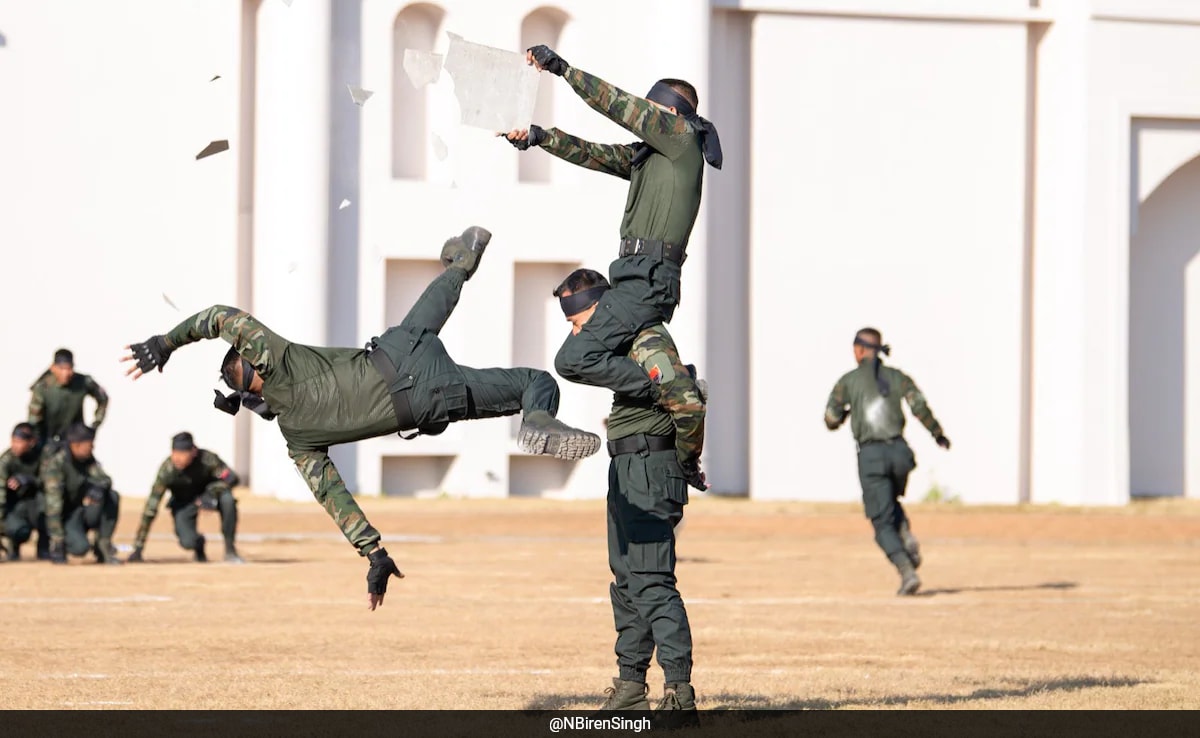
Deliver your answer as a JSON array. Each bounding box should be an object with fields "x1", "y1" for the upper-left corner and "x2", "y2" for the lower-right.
[{"x1": 1129, "y1": 149, "x2": 1200, "y2": 497}]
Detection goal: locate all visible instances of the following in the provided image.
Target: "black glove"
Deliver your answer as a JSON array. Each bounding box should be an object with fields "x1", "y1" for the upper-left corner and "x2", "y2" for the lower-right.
[
  {"x1": 49, "y1": 540, "x2": 66, "y2": 564},
  {"x1": 198, "y1": 494, "x2": 218, "y2": 511},
  {"x1": 84, "y1": 481, "x2": 110, "y2": 505},
  {"x1": 506, "y1": 124, "x2": 546, "y2": 151},
  {"x1": 129, "y1": 335, "x2": 173, "y2": 374},
  {"x1": 936, "y1": 435, "x2": 952, "y2": 450},
  {"x1": 528, "y1": 45, "x2": 568, "y2": 76},
  {"x1": 127, "y1": 547, "x2": 144, "y2": 563},
  {"x1": 11, "y1": 473, "x2": 37, "y2": 494},
  {"x1": 366, "y1": 547, "x2": 404, "y2": 605},
  {"x1": 680, "y1": 459, "x2": 708, "y2": 492}
]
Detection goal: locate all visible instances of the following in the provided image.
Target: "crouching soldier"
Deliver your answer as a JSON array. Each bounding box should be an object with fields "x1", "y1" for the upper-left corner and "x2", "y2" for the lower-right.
[
  {"x1": 0, "y1": 423, "x2": 48, "y2": 560},
  {"x1": 129, "y1": 432, "x2": 242, "y2": 564},
  {"x1": 43, "y1": 423, "x2": 121, "y2": 565}
]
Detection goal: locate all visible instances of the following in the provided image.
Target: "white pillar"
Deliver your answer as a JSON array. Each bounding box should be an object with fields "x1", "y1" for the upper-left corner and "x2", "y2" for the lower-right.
[
  {"x1": 1029, "y1": 4, "x2": 1091, "y2": 504},
  {"x1": 251, "y1": 0, "x2": 332, "y2": 500}
]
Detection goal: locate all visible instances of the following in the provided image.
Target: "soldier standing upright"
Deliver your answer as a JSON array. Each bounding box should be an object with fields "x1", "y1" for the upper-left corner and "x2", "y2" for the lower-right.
[
  {"x1": 554, "y1": 267, "x2": 706, "y2": 721},
  {"x1": 129, "y1": 432, "x2": 243, "y2": 564},
  {"x1": 504, "y1": 45, "x2": 721, "y2": 402},
  {"x1": 28, "y1": 348, "x2": 109, "y2": 453},
  {"x1": 824, "y1": 328, "x2": 951, "y2": 595}
]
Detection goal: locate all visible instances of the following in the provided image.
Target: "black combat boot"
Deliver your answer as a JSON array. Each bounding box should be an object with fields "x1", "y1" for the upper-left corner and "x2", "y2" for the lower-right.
[
  {"x1": 653, "y1": 682, "x2": 700, "y2": 729},
  {"x1": 194, "y1": 534, "x2": 208, "y2": 563},
  {"x1": 36, "y1": 534, "x2": 50, "y2": 561},
  {"x1": 598, "y1": 678, "x2": 650, "y2": 711},
  {"x1": 896, "y1": 559, "x2": 921, "y2": 596},
  {"x1": 899, "y1": 521, "x2": 921, "y2": 568},
  {"x1": 94, "y1": 538, "x2": 121, "y2": 565},
  {"x1": 439, "y1": 226, "x2": 492, "y2": 280},
  {"x1": 517, "y1": 410, "x2": 601, "y2": 460},
  {"x1": 224, "y1": 545, "x2": 245, "y2": 565}
]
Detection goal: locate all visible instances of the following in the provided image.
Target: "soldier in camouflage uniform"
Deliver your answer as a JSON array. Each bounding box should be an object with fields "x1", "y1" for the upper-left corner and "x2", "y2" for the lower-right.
[
  {"x1": 121, "y1": 226, "x2": 600, "y2": 610},
  {"x1": 554, "y1": 268, "x2": 706, "y2": 722},
  {"x1": 824, "y1": 328, "x2": 951, "y2": 596},
  {"x1": 0, "y1": 423, "x2": 47, "y2": 561},
  {"x1": 505, "y1": 46, "x2": 722, "y2": 402},
  {"x1": 42, "y1": 423, "x2": 121, "y2": 565},
  {"x1": 28, "y1": 348, "x2": 109, "y2": 454},
  {"x1": 128, "y1": 432, "x2": 242, "y2": 564}
]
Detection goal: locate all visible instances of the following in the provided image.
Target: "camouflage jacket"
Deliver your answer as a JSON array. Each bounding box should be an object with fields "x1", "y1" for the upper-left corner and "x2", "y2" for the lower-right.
[
  {"x1": 133, "y1": 449, "x2": 238, "y2": 550},
  {"x1": 538, "y1": 66, "x2": 705, "y2": 246},
  {"x1": 162, "y1": 305, "x2": 390, "y2": 556},
  {"x1": 41, "y1": 448, "x2": 111, "y2": 542},
  {"x1": 824, "y1": 359, "x2": 944, "y2": 445},
  {"x1": 28, "y1": 371, "x2": 108, "y2": 441},
  {"x1": 607, "y1": 325, "x2": 705, "y2": 464},
  {"x1": 0, "y1": 446, "x2": 43, "y2": 509}
]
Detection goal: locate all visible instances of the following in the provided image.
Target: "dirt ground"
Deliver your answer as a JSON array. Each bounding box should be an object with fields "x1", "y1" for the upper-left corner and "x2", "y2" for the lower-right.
[{"x1": 1, "y1": 494, "x2": 1198, "y2": 711}]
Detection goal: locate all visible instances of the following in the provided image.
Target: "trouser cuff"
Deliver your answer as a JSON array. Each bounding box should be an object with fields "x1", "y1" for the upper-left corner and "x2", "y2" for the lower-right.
[{"x1": 618, "y1": 666, "x2": 648, "y2": 683}]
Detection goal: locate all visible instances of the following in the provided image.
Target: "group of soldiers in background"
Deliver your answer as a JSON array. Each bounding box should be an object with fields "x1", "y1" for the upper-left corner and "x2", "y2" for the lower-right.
[{"x1": 0, "y1": 349, "x2": 241, "y2": 565}]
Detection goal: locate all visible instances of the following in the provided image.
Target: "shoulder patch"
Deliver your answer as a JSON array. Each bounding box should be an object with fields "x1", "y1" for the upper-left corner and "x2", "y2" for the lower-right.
[{"x1": 643, "y1": 352, "x2": 676, "y2": 385}]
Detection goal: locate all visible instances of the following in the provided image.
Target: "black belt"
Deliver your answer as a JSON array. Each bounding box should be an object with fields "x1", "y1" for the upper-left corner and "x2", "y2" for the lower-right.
[
  {"x1": 619, "y1": 237, "x2": 686, "y2": 265},
  {"x1": 857, "y1": 437, "x2": 901, "y2": 452},
  {"x1": 607, "y1": 433, "x2": 675, "y2": 457},
  {"x1": 367, "y1": 345, "x2": 419, "y2": 435}
]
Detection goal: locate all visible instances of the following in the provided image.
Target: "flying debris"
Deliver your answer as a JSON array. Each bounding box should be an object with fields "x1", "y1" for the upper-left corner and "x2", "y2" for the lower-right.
[
  {"x1": 431, "y1": 134, "x2": 448, "y2": 161},
  {"x1": 402, "y1": 49, "x2": 443, "y2": 89},
  {"x1": 347, "y1": 85, "x2": 374, "y2": 106},
  {"x1": 210, "y1": 74, "x2": 221, "y2": 82},
  {"x1": 195, "y1": 140, "x2": 230, "y2": 160},
  {"x1": 162, "y1": 293, "x2": 180, "y2": 312},
  {"x1": 338, "y1": 199, "x2": 351, "y2": 210}
]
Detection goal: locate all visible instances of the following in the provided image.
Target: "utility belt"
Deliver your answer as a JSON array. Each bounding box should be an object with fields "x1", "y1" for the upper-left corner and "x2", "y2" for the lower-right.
[
  {"x1": 607, "y1": 432, "x2": 675, "y2": 457},
  {"x1": 366, "y1": 342, "x2": 420, "y2": 438},
  {"x1": 856, "y1": 436, "x2": 903, "y2": 453},
  {"x1": 618, "y1": 237, "x2": 687, "y2": 266}
]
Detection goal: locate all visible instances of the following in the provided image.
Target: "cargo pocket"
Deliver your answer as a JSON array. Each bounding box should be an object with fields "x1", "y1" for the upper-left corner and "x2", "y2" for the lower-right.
[
  {"x1": 627, "y1": 520, "x2": 675, "y2": 574},
  {"x1": 584, "y1": 295, "x2": 642, "y2": 352}
]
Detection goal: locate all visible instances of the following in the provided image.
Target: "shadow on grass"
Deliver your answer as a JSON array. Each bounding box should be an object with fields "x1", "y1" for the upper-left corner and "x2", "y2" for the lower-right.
[
  {"x1": 523, "y1": 675, "x2": 1145, "y2": 710},
  {"x1": 917, "y1": 580, "x2": 1078, "y2": 597}
]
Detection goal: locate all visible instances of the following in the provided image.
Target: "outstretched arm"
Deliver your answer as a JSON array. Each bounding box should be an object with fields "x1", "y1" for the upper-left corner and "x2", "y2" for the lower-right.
[
  {"x1": 540, "y1": 128, "x2": 636, "y2": 179},
  {"x1": 123, "y1": 305, "x2": 289, "y2": 379},
  {"x1": 132, "y1": 465, "x2": 170, "y2": 553},
  {"x1": 288, "y1": 447, "x2": 402, "y2": 610},
  {"x1": 560, "y1": 67, "x2": 693, "y2": 158}
]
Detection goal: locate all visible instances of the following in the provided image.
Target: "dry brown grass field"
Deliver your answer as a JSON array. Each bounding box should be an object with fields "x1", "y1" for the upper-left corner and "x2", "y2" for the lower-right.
[{"x1": 1, "y1": 494, "x2": 1198, "y2": 711}]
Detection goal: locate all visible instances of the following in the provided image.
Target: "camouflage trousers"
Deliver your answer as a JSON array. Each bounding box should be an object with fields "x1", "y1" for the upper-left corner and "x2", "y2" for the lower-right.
[
  {"x1": 63, "y1": 492, "x2": 120, "y2": 557},
  {"x1": 555, "y1": 255, "x2": 682, "y2": 402},
  {"x1": 171, "y1": 486, "x2": 237, "y2": 553},
  {"x1": 857, "y1": 439, "x2": 916, "y2": 567},
  {"x1": 607, "y1": 446, "x2": 693, "y2": 684}
]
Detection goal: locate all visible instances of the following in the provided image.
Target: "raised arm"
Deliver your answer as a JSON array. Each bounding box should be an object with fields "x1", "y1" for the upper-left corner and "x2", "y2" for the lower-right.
[
  {"x1": 824, "y1": 378, "x2": 849, "y2": 430},
  {"x1": 539, "y1": 128, "x2": 636, "y2": 179},
  {"x1": 561, "y1": 67, "x2": 693, "y2": 158}
]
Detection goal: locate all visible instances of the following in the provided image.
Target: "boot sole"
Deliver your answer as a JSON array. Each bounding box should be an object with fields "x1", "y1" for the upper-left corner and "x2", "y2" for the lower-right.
[
  {"x1": 518, "y1": 426, "x2": 601, "y2": 461},
  {"x1": 898, "y1": 578, "x2": 922, "y2": 596}
]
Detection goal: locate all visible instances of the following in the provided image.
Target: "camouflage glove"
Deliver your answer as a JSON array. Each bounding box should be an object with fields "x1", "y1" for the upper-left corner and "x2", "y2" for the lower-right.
[
  {"x1": 680, "y1": 458, "x2": 708, "y2": 492},
  {"x1": 506, "y1": 124, "x2": 546, "y2": 151},
  {"x1": 366, "y1": 547, "x2": 404, "y2": 610},
  {"x1": 129, "y1": 335, "x2": 173, "y2": 374},
  {"x1": 936, "y1": 435, "x2": 951, "y2": 450},
  {"x1": 527, "y1": 45, "x2": 568, "y2": 76},
  {"x1": 127, "y1": 547, "x2": 144, "y2": 563},
  {"x1": 49, "y1": 540, "x2": 66, "y2": 564}
]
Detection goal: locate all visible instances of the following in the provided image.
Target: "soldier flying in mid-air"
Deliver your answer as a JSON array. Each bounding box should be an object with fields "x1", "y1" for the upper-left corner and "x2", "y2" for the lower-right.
[{"x1": 121, "y1": 227, "x2": 601, "y2": 610}]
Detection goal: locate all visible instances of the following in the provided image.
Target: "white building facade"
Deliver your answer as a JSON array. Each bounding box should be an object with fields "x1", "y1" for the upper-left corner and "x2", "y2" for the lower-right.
[{"x1": 1, "y1": 0, "x2": 1198, "y2": 506}]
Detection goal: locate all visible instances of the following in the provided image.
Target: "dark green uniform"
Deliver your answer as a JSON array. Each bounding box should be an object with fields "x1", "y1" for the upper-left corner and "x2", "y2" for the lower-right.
[
  {"x1": 41, "y1": 448, "x2": 120, "y2": 560},
  {"x1": 134, "y1": 450, "x2": 239, "y2": 556},
  {"x1": 537, "y1": 67, "x2": 707, "y2": 401},
  {"x1": 825, "y1": 359, "x2": 945, "y2": 571},
  {"x1": 605, "y1": 325, "x2": 705, "y2": 686},
  {"x1": 0, "y1": 446, "x2": 45, "y2": 557},
  {"x1": 28, "y1": 372, "x2": 108, "y2": 449},
  {"x1": 162, "y1": 267, "x2": 561, "y2": 557}
]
